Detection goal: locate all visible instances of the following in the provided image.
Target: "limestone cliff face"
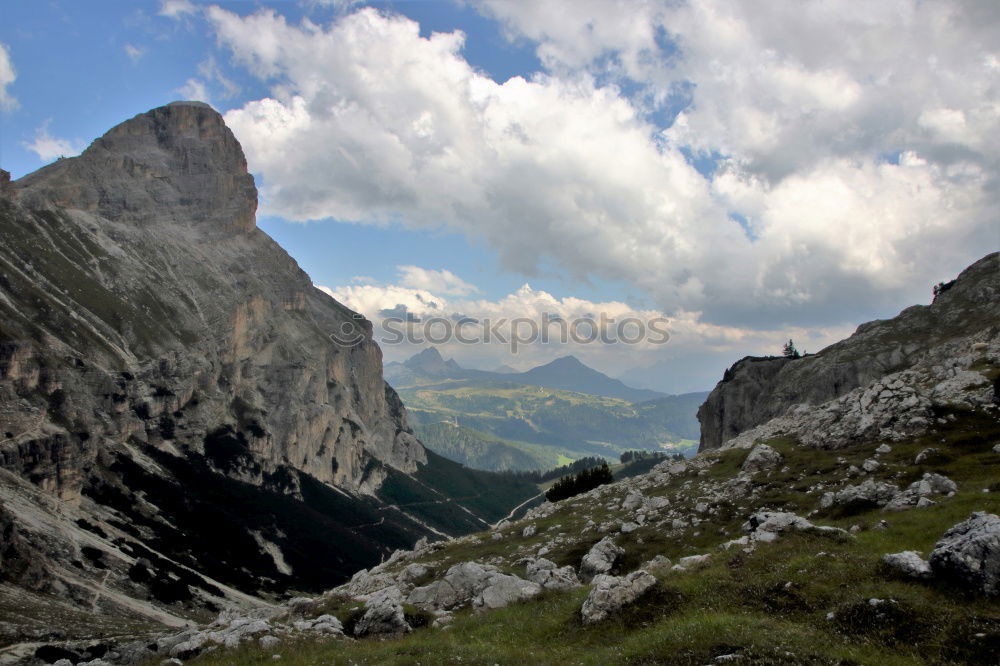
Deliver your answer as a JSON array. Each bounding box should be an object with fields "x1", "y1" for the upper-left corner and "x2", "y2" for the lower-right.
[
  {"x1": 1, "y1": 101, "x2": 424, "y2": 501},
  {"x1": 698, "y1": 252, "x2": 1000, "y2": 451}
]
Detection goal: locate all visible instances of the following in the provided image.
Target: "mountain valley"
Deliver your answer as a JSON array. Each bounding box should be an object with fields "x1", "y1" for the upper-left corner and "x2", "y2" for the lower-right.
[{"x1": 0, "y1": 102, "x2": 997, "y2": 666}]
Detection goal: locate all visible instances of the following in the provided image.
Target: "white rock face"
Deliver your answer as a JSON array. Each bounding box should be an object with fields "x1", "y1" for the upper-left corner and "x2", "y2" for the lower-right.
[
  {"x1": 579, "y1": 537, "x2": 624, "y2": 582},
  {"x1": 580, "y1": 570, "x2": 657, "y2": 624},
  {"x1": 882, "y1": 551, "x2": 932, "y2": 579},
  {"x1": 0, "y1": 102, "x2": 444, "y2": 621},
  {"x1": 928, "y1": 512, "x2": 1000, "y2": 596}
]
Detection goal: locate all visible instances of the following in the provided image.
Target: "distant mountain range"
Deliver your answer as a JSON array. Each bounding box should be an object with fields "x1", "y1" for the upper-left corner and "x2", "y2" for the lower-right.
[
  {"x1": 387, "y1": 349, "x2": 706, "y2": 472},
  {"x1": 386, "y1": 348, "x2": 667, "y2": 403}
]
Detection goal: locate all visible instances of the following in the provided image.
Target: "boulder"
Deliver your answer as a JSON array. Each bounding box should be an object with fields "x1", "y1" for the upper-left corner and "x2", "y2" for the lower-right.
[
  {"x1": 820, "y1": 478, "x2": 898, "y2": 510},
  {"x1": 475, "y1": 574, "x2": 542, "y2": 610},
  {"x1": 353, "y1": 586, "x2": 411, "y2": 636},
  {"x1": 928, "y1": 512, "x2": 1000, "y2": 595},
  {"x1": 622, "y1": 491, "x2": 644, "y2": 511},
  {"x1": 914, "y1": 447, "x2": 942, "y2": 464},
  {"x1": 861, "y1": 458, "x2": 881, "y2": 473},
  {"x1": 407, "y1": 561, "x2": 540, "y2": 611},
  {"x1": 292, "y1": 614, "x2": 344, "y2": 634},
  {"x1": 396, "y1": 563, "x2": 430, "y2": 586},
  {"x1": 743, "y1": 511, "x2": 812, "y2": 534},
  {"x1": 580, "y1": 570, "x2": 657, "y2": 624},
  {"x1": 672, "y1": 554, "x2": 711, "y2": 571},
  {"x1": 525, "y1": 558, "x2": 580, "y2": 590},
  {"x1": 884, "y1": 473, "x2": 957, "y2": 510},
  {"x1": 743, "y1": 511, "x2": 850, "y2": 541},
  {"x1": 640, "y1": 555, "x2": 673, "y2": 574},
  {"x1": 881, "y1": 551, "x2": 932, "y2": 579},
  {"x1": 340, "y1": 568, "x2": 396, "y2": 599},
  {"x1": 579, "y1": 537, "x2": 624, "y2": 582},
  {"x1": 741, "y1": 444, "x2": 783, "y2": 473}
]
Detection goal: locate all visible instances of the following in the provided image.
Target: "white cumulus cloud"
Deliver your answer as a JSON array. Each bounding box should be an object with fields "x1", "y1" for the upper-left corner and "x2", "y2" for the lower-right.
[
  {"x1": 0, "y1": 42, "x2": 18, "y2": 111},
  {"x1": 22, "y1": 122, "x2": 84, "y2": 162},
  {"x1": 159, "y1": 0, "x2": 197, "y2": 18},
  {"x1": 204, "y1": 3, "x2": 998, "y2": 333}
]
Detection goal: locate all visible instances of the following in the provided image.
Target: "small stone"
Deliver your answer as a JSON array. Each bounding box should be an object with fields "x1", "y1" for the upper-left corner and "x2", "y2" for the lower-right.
[
  {"x1": 672, "y1": 554, "x2": 711, "y2": 571},
  {"x1": 882, "y1": 551, "x2": 932, "y2": 579},
  {"x1": 914, "y1": 447, "x2": 942, "y2": 464},
  {"x1": 862, "y1": 459, "x2": 881, "y2": 473}
]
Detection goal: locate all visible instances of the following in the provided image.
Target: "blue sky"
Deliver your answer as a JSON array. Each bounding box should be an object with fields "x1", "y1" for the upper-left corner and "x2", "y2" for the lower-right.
[{"x1": 2, "y1": 1, "x2": 997, "y2": 392}]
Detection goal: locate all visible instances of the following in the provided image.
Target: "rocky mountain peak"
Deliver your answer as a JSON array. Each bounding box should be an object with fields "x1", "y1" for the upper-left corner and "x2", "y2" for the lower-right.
[
  {"x1": 15, "y1": 101, "x2": 257, "y2": 232},
  {"x1": 404, "y1": 347, "x2": 462, "y2": 375}
]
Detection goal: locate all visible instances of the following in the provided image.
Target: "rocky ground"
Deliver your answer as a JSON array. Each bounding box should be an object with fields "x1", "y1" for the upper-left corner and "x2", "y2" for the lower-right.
[{"x1": 12, "y1": 355, "x2": 998, "y2": 664}]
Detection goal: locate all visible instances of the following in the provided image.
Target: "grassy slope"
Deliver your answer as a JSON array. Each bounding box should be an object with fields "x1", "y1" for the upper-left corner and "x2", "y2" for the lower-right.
[
  {"x1": 187, "y1": 405, "x2": 1000, "y2": 665},
  {"x1": 413, "y1": 422, "x2": 557, "y2": 471},
  {"x1": 376, "y1": 449, "x2": 540, "y2": 534}
]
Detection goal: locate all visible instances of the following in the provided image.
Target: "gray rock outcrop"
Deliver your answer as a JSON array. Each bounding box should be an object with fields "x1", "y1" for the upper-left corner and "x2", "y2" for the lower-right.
[
  {"x1": 525, "y1": 557, "x2": 580, "y2": 590},
  {"x1": 698, "y1": 252, "x2": 1000, "y2": 451},
  {"x1": 354, "y1": 586, "x2": 411, "y2": 636},
  {"x1": 580, "y1": 570, "x2": 657, "y2": 624},
  {"x1": 741, "y1": 443, "x2": 783, "y2": 473},
  {"x1": 884, "y1": 473, "x2": 957, "y2": 510},
  {"x1": 406, "y1": 561, "x2": 541, "y2": 611},
  {"x1": 928, "y1": 512, "x2": 1000, "y2": 595},
  {"x1": 820, "y1": 479, "x2": 900, "y2": 511},
  {"x1": 0, "y1": 101, "x2": 472, "y2": 633},
  {"x1": 579, "y1": 537, "x2": 623, "y2": 582}
]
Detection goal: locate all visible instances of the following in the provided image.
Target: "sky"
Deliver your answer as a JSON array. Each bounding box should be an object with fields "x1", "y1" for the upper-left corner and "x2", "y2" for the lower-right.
[{"x1": 1, "y1": 1, "x2": 998, "y2": 393}]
